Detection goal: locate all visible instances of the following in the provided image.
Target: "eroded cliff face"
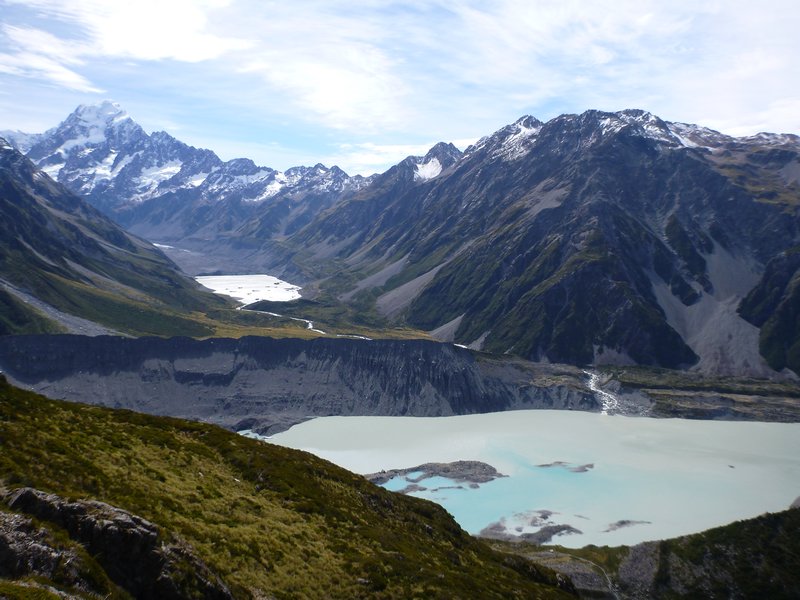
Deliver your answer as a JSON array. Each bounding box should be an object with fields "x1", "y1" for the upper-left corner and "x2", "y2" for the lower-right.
[{"x1": 0, "y1": 335, "x2": 596, "y2": 433}]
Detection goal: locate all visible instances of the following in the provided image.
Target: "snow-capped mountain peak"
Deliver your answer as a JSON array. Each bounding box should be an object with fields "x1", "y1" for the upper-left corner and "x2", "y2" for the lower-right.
[
  {"x1": 8, "y1": 101, "x2": 373, "y2": 237},
  {"x1": 739, "y1": 132, "x2": 800, "y2": 147},
  {"x1": 466, "y1": 115, "x2": 543, "y2": 160},
  {"x1": 0, "y1": 130, "x2": 43, "y2": 153},
  {"x1": 665, "y1": 121, "x2": 731, "y2": 149},
  {"x1": 72, "y1": 100, "x2": 128, "y2": 126}
]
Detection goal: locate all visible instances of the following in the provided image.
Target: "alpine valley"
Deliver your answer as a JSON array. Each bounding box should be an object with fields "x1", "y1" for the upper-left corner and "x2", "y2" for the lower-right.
[
  {"x1": 1, "y1": 102, "x2": 799, "y2": 599},
  {"x1": 5, "y1": 101, "x2": 800, "y2": 375}
]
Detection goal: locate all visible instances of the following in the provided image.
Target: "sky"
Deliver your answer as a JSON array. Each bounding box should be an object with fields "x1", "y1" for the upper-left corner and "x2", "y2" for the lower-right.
[{"x1": 0, "y1": 0, "x2": 798, "y2": 175}]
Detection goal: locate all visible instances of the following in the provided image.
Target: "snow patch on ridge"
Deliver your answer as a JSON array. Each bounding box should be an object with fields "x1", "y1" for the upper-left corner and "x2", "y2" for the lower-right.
[
  {"x1": 256, "y1": 180, "x2": 285, "y2": 200},
  {"x1": 414, "y1": 157, "x2": 442, "y2": 181},
  {"x1": 232, "y1": 169, "x2": 273, "y2": 188},
  {"x1": 186, "y1": 171, "x2": 210, "y2": 187},
  {"x1": 41, "y1": 162, "x2": 63, "y2": 178},
  {"x1": 497, "y1": 120, "x2": 541, "y2": 161},
  {"x1": 138, "y1": 160, "x2": 182, "y2": 189}
]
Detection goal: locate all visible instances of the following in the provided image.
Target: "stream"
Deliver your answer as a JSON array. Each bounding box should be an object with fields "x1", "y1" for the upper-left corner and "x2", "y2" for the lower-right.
[{"x1": 583, "y1": 370, "x2": 620, "y2": 415}]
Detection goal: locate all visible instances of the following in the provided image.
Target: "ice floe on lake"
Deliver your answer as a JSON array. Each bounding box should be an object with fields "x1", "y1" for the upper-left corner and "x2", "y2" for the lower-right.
[{"x1": 195, "y1": 274, "x2": 301, "y2": 304}]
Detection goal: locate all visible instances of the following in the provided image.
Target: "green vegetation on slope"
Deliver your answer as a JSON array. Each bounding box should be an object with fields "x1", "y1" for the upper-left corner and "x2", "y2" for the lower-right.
[
  {"x1": 494, "y1": 509, "x2": 800, "y2": 599},
  {"x1": 641, "y1": 508, "x2": 800, "y2": 598},
  {"x1": 0, "y1": 377, "x2": 574, "y2": 599},
  {"x1": 739, "y1": 248, "x2": 800, "y2": 375},
  {"x1": 0, "y1": 288, "x2": 63, "y2": 335},
  {"x1": 601, "y1": 365, "x2": 800, "y2": 398},
  {"x1": 244, "y1": 296, "x2": 429, "y2": 340}
]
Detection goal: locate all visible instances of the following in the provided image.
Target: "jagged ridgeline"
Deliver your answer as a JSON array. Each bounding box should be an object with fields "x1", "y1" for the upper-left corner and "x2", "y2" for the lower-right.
[
  {"x1": 285, "y1": 111, "x2": 800, "y2": 375},
  {"x1": 0, "y1": 376, "x2": 575, "y2": 599},
  {"x1": 4, "y1": 104, "x2": 800, "y2": 375}
]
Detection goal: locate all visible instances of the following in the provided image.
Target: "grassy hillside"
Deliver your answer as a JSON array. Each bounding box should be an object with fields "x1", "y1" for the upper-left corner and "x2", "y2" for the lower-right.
[
  {"x1": 0, "y1": 376, "x2": 573, "y2": 599},
  {"x1": 0, "y1": 288, "x2": 64, "y2": 335}
]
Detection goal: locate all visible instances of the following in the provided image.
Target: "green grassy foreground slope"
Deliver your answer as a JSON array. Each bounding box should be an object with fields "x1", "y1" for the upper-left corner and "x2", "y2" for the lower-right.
[{"x1": 0, "y1": 376, "x2": 574, "y2": 599}]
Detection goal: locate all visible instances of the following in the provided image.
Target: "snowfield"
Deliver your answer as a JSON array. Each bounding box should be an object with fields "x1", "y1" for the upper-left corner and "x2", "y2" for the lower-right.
[{"x1": 195, "y1": 274, "x2": 301, "y2": 304}]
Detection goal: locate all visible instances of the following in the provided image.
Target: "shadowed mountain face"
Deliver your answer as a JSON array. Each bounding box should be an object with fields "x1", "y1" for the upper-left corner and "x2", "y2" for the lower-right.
[
  {"x1": 0, "y1": 138, "x2": 227, "y2": 336},
  {"x1": 286, "y1": 111, "x2": 800, "y2": 375},
  {"x1": 7, "y1": 105, "x2": 800, "y2": 374}
]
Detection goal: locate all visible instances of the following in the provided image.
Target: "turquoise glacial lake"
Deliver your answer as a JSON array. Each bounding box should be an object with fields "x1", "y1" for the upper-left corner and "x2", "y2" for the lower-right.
[{"x1": 266, "y1": 410, "x2": 800, "y2": 547}]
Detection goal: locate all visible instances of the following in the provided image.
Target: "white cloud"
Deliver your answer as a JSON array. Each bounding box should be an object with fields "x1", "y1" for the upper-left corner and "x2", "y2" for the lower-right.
[
  {"x1": 1, "y1": 0, "x2": 799, "y2": 168},
  {"x1": 4, "y1": 0, "x2": 248, "y2": 62},
  {"x1": 239, "y1": 43, "x2": 408, "y2": 132},
  {"x1": 326, "y1": 141, "x2": 438, "y2": 176},
  {"x1": 0, "y1": 24, "x2": 98, "y2": 91},
  {"x1": 0, "y1": 0, "x2": 248, "y2": 95}
]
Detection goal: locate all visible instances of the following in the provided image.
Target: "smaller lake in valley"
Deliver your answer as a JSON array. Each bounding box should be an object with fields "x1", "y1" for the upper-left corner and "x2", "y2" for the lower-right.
[
  {"x1": 195, "y1": 274, "x2": 301, "y2": 304},
  {"x1": 266, "y1": 411, "x2": 800, "y2": 547}
]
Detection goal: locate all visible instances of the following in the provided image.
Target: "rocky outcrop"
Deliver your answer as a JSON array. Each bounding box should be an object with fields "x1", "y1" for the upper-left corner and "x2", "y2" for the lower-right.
[
  {"x1": 366, "y1": 461, "x2": 506, "y2": 486},
  {"x1": 615, "y1": 507, "x2": 800, "y2": 599},
  {"x1": 0, "y1": 510, "x2": 107, "y2": 597},
  {"x1": 3, "y1": 487, "x2": 231, "y2": 599},
  {"x1": 0, "y1": 334, "x2": 596, "y2": 433}
]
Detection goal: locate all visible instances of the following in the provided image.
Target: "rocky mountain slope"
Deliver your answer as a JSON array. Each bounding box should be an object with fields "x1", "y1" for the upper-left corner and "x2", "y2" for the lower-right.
[
  {"x1": 285, "y1": 111, "x2": 800, "y2": 376},
  {"x1": 497, "y1": 505, "x2": 800, "y2": 599},
  {"x1": 0, "y1": 334, "x2": 596, "y2": 434},
  {"x1": 7, "y1": 104, "x2": 800, "y2": 375},
  {"x1": 0, "y1": 375, "x2": 575, "y2": 599},
  {"x1": 614, "y1": 506, "x2": 800, "y2": 599},
  {"x1": 0, "y1": 138, "x2": 232, "y2": 336}
]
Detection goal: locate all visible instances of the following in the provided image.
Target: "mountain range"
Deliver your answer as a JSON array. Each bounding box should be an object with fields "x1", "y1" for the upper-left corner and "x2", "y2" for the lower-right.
[
  {"x1": 2, "y1": 103, "x2": 800, "y2": 599},
  {"x1": 4, "y1": 103, "x2": 800, "y2": 376},
  {"x1": 0, "y1": 136, "x2": 233, "y2": 337}
]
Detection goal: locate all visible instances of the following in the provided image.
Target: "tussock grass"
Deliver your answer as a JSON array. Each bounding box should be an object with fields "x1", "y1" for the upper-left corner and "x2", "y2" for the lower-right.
[{"x1": 0, "y1": 377, "x2": 573, "y2": 599}]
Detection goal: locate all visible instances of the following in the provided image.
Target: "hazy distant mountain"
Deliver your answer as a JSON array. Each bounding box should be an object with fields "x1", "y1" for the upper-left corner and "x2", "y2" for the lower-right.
[
  {"x1": 0, "y1": 138, "x2": 226, "y2": 336},
  {"x1": 4, "y1": 101, "x2": 374, "y2": 270},
  {"x1": 287, "y1": 110, "x2": 800, "y2": 375}
]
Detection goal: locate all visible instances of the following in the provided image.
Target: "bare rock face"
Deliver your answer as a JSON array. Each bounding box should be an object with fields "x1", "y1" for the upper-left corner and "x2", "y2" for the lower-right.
[
  {"x1": 0, "y1": 334, "x2": 596, "y2": 434},
  {"x1": 4, "y1": 487, "x2": 231, "y2": 599},
  {"x1": 0, "y1": 511, "x2": 94, "y2": 592}
]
